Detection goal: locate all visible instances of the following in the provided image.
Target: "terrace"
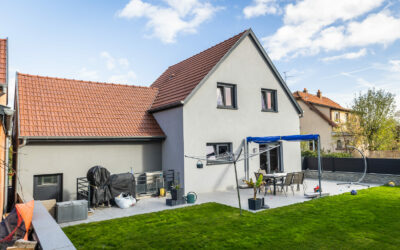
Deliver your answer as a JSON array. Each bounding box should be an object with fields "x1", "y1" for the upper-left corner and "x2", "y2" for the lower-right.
[{"x1": 59, "y1": 179, "x2": 377, "y2": 227}]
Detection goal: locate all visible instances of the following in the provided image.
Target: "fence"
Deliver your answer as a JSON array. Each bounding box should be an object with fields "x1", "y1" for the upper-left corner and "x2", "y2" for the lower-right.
[{"x1": 303, "y1": 157, "x2": 400, "y2": 175}]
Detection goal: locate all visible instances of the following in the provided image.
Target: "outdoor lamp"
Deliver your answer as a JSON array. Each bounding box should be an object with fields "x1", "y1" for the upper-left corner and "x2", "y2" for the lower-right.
[{"x1": 197, "y1": 160, "x2": 203, "y2": 169}]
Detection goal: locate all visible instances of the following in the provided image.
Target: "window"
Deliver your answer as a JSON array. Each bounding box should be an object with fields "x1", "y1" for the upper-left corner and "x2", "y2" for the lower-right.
[
  {"x1": 334, "y1": 112, "x2": 340, "y2": 122},
  {"x1": 217, "y1": 83, "x2": 237, "y2": 109},
  {"x1": 37, "y1": 175, "x2": 58, "y2": 186},
  {"x1": 337, "y1": 140, "x2": 343, "y2": 150},
  {"x1": 206, "y1": 143, "x2": 232, "y2": 164},
  {"x1": 261, "y1": 89, "x2": 277, "y2": 112}
]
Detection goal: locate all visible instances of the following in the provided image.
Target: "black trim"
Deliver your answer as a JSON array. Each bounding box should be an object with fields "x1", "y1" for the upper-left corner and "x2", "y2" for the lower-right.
[
  {"x1": 206, "y1": 142, "x2": 233, "y2": 165},
  {"x1": 217, "y1": 82, "x2": 237, "y2": 109},
  {"x1": 20, "y1": 136, "x2": 165, "y2": 144},
  {"x1": 261, "y1": 88, "x2": 278, "y2": 112},
  {"x1": 148, "y1": 101, "x2": 183, "y2": 113}
]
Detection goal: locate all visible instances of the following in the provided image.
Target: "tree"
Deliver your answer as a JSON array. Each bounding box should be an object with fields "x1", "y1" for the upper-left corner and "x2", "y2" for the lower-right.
[{"x1": 347, "y1": 89, "x2": 397, "y2": 151}]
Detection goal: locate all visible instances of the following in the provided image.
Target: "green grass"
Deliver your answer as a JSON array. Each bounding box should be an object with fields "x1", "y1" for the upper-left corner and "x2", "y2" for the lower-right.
[{"x1": 64, "y1": 186, "x2": 400, "y2": 249}]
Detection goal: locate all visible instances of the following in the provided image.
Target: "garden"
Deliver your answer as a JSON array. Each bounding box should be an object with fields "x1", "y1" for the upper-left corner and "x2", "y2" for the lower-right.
[{"x1": 64, "y1": 186, "x2": 400, "y2": 249}]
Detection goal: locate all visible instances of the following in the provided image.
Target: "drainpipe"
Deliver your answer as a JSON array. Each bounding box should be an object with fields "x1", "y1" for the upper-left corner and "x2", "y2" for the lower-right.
[{"x1": 3, "y1": 108, "x2": 14, "y2": 213}]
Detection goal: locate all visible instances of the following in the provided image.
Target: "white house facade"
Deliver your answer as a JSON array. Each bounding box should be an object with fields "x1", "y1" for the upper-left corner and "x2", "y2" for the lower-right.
[{"x1": 13, "y1": 29, "x2": 303, "y2": 202}]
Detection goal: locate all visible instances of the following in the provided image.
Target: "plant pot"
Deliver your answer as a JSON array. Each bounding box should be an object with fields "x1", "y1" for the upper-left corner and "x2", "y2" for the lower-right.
[
  {"x1": 171, "y1": 189, "x2": 184, "y2": 200},
  {"x1": 248, "y1": 198, "x2": 263, "y2": 210}
]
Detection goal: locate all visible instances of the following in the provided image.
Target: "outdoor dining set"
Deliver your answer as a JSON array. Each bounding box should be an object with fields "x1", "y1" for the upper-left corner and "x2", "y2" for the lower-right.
[{"x1": 255, "y1": 170, "x2": 306, "y2": 197}]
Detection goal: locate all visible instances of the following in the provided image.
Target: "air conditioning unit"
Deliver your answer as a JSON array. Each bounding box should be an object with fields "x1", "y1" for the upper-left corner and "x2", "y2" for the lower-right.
[{"x1": 56, "y1": 200, "x2": 88, "y2": 223}]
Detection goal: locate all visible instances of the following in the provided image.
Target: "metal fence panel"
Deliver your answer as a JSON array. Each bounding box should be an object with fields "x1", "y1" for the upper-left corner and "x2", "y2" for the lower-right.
[{"x1": 303, "y1": 157, "x2": 400, "y2": 175}]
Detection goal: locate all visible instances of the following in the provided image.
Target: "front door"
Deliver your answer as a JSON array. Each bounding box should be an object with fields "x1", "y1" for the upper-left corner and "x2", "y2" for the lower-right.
[
  {"x1": 260, "y1": 143, "x2": 281, "y2": 173},
  {"x1": 33, "y1": 174, "x2": 63, "y2": 201}
]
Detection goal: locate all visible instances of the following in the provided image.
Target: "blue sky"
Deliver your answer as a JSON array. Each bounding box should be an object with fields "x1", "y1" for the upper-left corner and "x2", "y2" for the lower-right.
[{"x1": 1, "y1": 0, "x2": 400, "y2": 108}]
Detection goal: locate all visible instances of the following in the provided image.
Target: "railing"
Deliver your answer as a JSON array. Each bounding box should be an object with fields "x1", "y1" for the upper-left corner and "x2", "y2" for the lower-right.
[{"x1": 76, "y1": 177, "x2": 90, "y2": 208}]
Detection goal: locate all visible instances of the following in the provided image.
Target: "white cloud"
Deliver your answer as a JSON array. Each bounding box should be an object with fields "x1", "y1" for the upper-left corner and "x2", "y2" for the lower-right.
[
  {"x1": 100, "y1": 51, "x2": 116, "y2": 70},
  {"x1": 118, "y1": 0, "x2": 222, "y2": 43},
  {"x1": 119, "y1": 58, "x2": 130, "y2": 69},
  {"x1": 262, "y1": 0, "x2": 400, "y2": 60},
  {"x1": 322, "y1": 48, "x2": 367, "y2": 62},
  {"x1": 108, "y1": 71, "x2": 137, "y2": 84},
  {"x1": 76, "y1": 67, "x2": 99, "y2": 81},
  {"x1": 389, "y1": 60, "x2": 400, "y2": 72},
  {"x1": 100, "y1": 51, "x2": 131, "y2": 70},
  {"x1": 243, "y1": 0, "x2": 280, "y2": 19}
]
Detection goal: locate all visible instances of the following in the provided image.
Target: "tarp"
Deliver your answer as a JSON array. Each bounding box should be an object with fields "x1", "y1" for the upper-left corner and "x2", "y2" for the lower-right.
[
  {"x1": 87, "y1": 166, "x2": 113, "y2": 207},
  {"x1": 247, "y1": 134, "x2": 319, "y2": 144},
  {"x1": 0, "y1": 200, "x2": 34, "y2": 245},
  {"x1": 109, "y1": 173, "x2": 136, "y2": 198}
]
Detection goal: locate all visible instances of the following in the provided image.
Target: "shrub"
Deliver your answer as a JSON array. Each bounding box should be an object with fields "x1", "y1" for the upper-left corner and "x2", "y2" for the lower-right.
[{"x1": 301, "y1": 150, "x2": 352, "y2": 158}]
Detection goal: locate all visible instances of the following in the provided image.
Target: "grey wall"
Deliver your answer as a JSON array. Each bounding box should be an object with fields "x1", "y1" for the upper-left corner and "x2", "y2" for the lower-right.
[
  {"x1": 17, "y1": 141, "x2": 162, "y2": 201},
  {"x1": 153, "y1": 107, "x2": 185, "y2": 188},
  {"x1": 183, "y1": 35, "x2": 301, "y2": 193}
]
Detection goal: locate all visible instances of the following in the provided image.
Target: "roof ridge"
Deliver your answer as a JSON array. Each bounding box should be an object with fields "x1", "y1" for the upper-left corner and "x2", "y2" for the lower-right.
[
  {"x1": 17, "y1": 72, "x2": 157, "y2": 90},
  {"x1": 166, "y1": 29, "x2": 249, "y2": 69}
]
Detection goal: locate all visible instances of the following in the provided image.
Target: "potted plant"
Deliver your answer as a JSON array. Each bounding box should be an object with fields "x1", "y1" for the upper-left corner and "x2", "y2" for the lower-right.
[
  {"x1": 243, "y1": 174, "x2": 264, "y2": 210},
  {"x1": 170, "y1": 183, "x2": 183, "y2": 200}
]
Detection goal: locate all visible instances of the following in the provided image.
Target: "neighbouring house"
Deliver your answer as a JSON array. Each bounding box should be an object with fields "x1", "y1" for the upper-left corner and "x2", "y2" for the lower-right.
[
  {"x1": 293, "y1": 88, "x2": 350, "y2": 152},
  {"x1": 0, "y1": 38, "x2": 15, "y2": 215},
  {"x1": 13, "y1": 29, "x2": 303, "y2": 202}
]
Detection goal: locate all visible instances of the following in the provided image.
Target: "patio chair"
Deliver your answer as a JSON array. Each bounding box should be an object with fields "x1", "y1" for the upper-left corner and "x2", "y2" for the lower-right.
[
  {"x1": 278, "y1": 173, "x2": 294, "y2": 197},
  {"x1": 292, "y1": 172, "x2": 306, "y2": 193}
]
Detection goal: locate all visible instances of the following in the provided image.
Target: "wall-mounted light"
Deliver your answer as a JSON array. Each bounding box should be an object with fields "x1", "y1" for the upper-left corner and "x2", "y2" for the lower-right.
[{"x1": 197, "y1": 160, "x2": 203, "y2": 169}]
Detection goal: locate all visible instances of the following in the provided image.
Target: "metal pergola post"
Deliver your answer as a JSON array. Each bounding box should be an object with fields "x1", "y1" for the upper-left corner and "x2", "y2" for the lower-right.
[{"x1": 317, "y1": 136, "x2": 322, "y2": 197}]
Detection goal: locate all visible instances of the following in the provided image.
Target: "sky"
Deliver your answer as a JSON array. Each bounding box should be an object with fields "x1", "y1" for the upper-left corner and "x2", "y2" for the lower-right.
[{"x1": 1, "y1": 0, "x2": 400, "y2": 109}]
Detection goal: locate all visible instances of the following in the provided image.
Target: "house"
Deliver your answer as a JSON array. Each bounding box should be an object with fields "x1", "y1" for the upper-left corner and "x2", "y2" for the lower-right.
[
  {"x1": 293, "y1": 88, "x2": 350, "y2": 152},
  {"x1": 0, "y1": 38, "x2": 14, "y2": 216},
  {"x1": 13, "y1": 29, "x2": 303, "y2": 202}
]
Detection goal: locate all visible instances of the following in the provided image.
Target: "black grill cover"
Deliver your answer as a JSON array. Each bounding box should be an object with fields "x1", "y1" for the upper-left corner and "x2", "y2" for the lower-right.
[
  {"x1": 86, "y1": 166, "x2": 112, "y2": 206},
  {"x1": 109, "y1": 173, "x2": 136, "y2": 198}
]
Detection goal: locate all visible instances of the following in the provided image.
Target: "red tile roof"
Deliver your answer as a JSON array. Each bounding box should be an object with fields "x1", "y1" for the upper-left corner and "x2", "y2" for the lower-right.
[
  {"x1": 150, "y1": 30, "x2": 248, "y2": 111},
  {"x1": 17, "y1": 73, "x2": 165, "y2": 138},
  {"x1": 0, "y1": 39, "x2": 7, "y2": 84},
  {"x1": 293, "y1": 90, "x2": 348, "y2": 111}
]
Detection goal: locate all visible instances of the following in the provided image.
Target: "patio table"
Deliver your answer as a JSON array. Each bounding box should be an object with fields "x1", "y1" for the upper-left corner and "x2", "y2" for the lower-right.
[{"x1": 264, "y1": 173, "x2": 287, "y2": 196}]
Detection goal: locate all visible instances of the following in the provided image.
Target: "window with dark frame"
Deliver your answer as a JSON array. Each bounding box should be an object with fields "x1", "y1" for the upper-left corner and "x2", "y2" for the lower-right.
[
  {"x1": 217, "y1": 83, "x2": 237, "y2": 109},
  {"x1": 206, "y1": 143, "x2": 232, "y2": 164},
  {"x1": 261, "y1": 89, "x2": 277, "y2": 112}
]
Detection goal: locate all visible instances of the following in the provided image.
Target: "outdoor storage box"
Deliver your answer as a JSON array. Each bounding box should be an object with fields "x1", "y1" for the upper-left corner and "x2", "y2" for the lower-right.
[{"x1": 56, "y1": 200, "x2": 88, "y2": 223}]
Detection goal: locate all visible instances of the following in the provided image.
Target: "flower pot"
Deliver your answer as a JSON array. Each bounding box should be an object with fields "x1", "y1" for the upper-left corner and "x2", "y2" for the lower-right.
[
  {"x1": 248, "y1": 198, "x2": 263, "y2": 210},
  {"x1": 171, "y1": 189, "x2": 184, "y2": 200}
]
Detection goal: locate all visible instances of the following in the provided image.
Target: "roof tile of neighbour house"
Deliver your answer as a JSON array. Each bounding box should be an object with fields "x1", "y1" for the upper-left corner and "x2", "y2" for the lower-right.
[
  {"x1": 17, "y1": 73, "x2": 165, "y2": 138},
  {"x1": 293, "y1": 89, "x2": 348, "y2": 111},
  {"x1": 150, "y1": 30, "x2": 248, "y2": 111},
  {"x1": 0, "y1": 39, "x2": 7, "y2": 84}
]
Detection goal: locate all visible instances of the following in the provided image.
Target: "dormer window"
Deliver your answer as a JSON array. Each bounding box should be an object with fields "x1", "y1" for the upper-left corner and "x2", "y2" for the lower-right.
[{"x1": 217, "y1": 83, "x2": 237, "y2": 109}]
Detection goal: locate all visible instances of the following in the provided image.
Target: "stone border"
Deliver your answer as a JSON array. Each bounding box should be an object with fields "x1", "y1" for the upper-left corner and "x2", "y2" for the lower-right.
[{"x1": 305, "y1": 170, "x2": 400, "y2": 185}]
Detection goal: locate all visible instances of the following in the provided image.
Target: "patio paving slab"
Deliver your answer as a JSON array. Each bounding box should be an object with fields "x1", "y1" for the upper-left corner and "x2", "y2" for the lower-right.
[{"x1": 59, "y1": 179, "x2": 378, "y2": 227}]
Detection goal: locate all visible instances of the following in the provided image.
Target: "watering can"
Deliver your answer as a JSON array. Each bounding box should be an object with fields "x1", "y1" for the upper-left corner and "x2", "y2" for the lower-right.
[{"x1": 185, "y1": 192, "x2": 197, "y2": 204}]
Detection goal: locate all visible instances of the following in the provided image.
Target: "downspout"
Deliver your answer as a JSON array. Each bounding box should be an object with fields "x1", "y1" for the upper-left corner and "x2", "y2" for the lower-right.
[
  {"x1": 3, "y1": 108, "x2": 14, "y2": 213},
  {"x1": 317, "y1": 136, "x2": 322, "y2": 197}
]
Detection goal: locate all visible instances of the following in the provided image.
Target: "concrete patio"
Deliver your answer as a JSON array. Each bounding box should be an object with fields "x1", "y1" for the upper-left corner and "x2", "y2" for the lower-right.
[{"x1": 59, "y1": 179, "x2": 378, "y2": 227}]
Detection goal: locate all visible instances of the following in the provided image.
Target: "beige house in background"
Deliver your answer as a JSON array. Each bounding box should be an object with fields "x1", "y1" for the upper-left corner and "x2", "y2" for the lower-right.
[{"x1": 293, "y1": 89, "x2": 350, "y2": 152}]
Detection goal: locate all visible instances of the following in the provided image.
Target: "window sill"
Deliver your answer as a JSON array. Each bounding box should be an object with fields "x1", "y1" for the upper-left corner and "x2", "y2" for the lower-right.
[
  {"x1": 206, "y1": 161, "x2": 232, "y2": 166},
  {"x1": 261, "y1": 109, "x2": 278, "y2": 113},
  {"x1": 217, "y1": 106, "x2": 238, "y2": 110}
]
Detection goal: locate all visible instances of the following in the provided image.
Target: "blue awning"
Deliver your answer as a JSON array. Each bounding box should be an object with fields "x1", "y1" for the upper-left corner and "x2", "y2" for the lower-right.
[{"x1": 247, "y1": 134, "x2": 319, "y2": 144}]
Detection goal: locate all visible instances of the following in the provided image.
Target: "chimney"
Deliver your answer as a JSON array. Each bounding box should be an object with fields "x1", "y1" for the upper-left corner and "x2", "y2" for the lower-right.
[
  {"x1": 303, "y1": 88, "x2": 308, "y2": 93},
  {"x1": 317, "y1": 89, "x2": 322, "y2": 99}
]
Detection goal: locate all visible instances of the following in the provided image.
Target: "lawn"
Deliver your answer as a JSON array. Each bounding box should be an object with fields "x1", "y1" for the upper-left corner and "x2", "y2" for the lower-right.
[{"x1": 64, "y1": 186, "x2": 400, "y2": 249}]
